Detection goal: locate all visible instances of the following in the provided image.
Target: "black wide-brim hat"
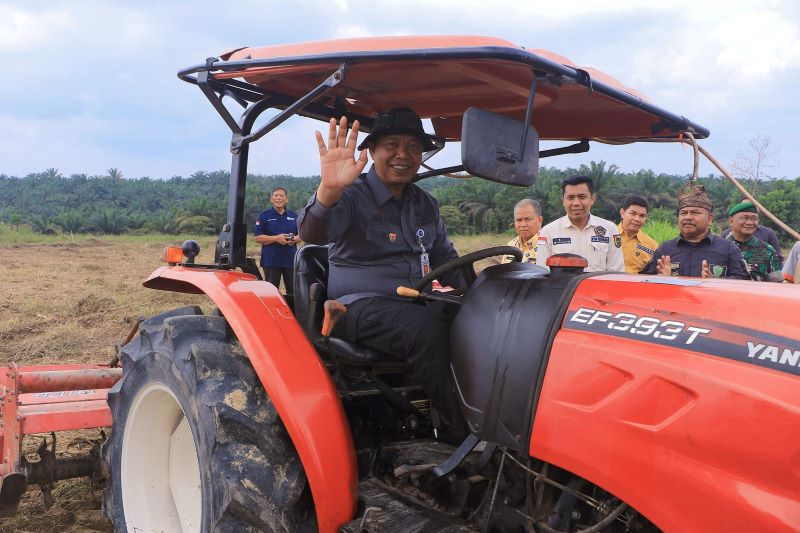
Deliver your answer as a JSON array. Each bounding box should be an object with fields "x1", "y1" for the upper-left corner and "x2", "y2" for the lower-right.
[{"x1": 357, "y1": 107, "x2": 440, "y2": 152}]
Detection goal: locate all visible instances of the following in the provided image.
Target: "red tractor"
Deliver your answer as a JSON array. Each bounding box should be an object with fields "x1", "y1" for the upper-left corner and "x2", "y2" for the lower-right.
[{"x1": 2, "y1": 36, "x2": 798, "y2": 532}]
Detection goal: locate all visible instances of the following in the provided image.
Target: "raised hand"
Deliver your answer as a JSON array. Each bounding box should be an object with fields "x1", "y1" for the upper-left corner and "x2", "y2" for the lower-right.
[
  {"x1": 701, "y1": 259, "x2": 711, "y2": 278},
  {"x1": 656, "y1": 255, "x2": 672, "y2": 276},
  {"x1": 315, "y1": 117, "x2": 368, "y2": 206}
]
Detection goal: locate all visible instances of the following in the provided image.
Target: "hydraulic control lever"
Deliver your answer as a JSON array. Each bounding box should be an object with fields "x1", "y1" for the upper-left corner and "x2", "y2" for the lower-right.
[{"x1": 396, "y1": 286, "x2": 462, "y2": 305}]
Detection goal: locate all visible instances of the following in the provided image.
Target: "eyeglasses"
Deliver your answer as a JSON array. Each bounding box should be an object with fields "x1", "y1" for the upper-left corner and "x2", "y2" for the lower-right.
[{"x1": 734, "y1": 215, "x2": 759, "y2": 222}]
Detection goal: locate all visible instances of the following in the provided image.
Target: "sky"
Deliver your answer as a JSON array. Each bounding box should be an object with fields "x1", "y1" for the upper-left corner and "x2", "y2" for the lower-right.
[{"x1": 2, "y1": 0, "x2": 799, "y2": 181}]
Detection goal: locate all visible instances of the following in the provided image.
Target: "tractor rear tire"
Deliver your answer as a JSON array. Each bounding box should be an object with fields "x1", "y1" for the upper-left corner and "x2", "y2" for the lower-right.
[{"x1": 102, "y1": 305, "x2": 316, "y2": 532}]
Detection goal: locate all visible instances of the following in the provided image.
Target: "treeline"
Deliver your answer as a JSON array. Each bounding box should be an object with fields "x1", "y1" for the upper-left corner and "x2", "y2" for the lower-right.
[{"x1": 2, "y1": 163, "x2": 799, "y2": 246}]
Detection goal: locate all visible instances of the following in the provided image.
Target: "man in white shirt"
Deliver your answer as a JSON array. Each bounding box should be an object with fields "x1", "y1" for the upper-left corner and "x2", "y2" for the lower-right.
[
  {"x1": 536, "y1": 175, "x2": 624, "y2": 272},
  {"x1": 783, "y1": 241, "x2": 800, "y2": 283}
]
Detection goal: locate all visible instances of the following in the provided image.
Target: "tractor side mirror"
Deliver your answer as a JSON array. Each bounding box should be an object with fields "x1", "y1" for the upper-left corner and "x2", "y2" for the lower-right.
[{"x1": 461, "y1": 107, "x2": 539, "y2": 186}]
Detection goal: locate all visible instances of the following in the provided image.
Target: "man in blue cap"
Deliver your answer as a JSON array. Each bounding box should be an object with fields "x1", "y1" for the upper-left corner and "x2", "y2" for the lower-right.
[
  {"x1": 298, "y1": 108, "x2": 467, "y2": 442},
  {"x1": 724, "y1": 200, "x2": 781, "y2": 282}
]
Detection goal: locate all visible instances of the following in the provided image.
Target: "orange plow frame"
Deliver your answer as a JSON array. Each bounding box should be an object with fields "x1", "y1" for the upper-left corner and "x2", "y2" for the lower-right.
[{"x1": 0, "y1": 363, "x2": 120, "y2": 508}]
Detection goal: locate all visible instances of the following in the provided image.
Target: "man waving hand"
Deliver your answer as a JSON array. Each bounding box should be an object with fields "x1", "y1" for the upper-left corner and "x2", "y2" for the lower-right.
[{"x1": 298, "y1": 109, "x2": 467, "y2": 443}]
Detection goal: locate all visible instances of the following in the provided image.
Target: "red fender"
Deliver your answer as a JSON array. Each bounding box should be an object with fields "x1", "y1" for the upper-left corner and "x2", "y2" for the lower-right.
[{"x1": 144, "y1": 266, "x2": 357, "y2": 532}]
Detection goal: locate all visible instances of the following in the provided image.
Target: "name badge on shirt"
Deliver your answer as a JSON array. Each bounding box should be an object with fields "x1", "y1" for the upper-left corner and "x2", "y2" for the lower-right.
[
  {"x1": 417, "y1": 228, "x2": 430, "y2": 276},
  {"x1": 636, "y1": 243, "x2": 654, "y2": 255},
  {"x1": 709, "y1": 264, "x2": 727, "y2": 278},
  {"x1": 591, "y1": 236, "x2": 609, "y2": 243},
  {"x1": 420, "y1": 252, "x2": 431, "y2": 276},
  {"x1": 553, "y1": 237, "x2": 572, "y2": 245}
]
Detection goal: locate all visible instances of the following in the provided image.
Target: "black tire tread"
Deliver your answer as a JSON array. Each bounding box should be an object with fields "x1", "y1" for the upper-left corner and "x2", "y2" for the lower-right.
[{"x1": 104, "y1": 306, "x2": 315, "y2": 532}]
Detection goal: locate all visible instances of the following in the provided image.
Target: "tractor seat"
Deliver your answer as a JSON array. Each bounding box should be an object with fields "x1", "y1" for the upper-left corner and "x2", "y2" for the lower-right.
[{"x1": 293, "y1": 244, "x2": 405, "y2": 368}]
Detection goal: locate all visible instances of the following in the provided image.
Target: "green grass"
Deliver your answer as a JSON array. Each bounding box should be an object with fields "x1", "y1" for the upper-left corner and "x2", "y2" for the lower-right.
[
  {"x1": 2, "y1": 223, "x2": 682, "y2": 252},
  {"x1": 0, "y1": 223, "x2": 216, "y2": 247},
  {"x1": 450, "y1": 233, "x2": 512, "y2": 254},
  {"x1": 0, "y1": 223, "x2": 514, "y2": 252},
  {"x1": 642, "y1": 220, "x2": 679, "y2": 244}
]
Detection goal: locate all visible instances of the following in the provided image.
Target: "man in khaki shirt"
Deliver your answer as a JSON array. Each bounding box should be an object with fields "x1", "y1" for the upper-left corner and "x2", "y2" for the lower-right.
[
  {"x1": 502, "y1": 199, "x2": 542, "y2": 264},
  {"x1": 617, "y1": 195, "x2": 658, "y2": 274}
]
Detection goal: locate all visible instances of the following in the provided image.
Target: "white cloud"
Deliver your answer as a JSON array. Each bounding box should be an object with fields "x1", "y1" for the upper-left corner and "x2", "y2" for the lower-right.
[
  {"x1": 0, "y1": 6, "x2": 74, "y2": 51},
  {"x1": 332, "y1": 24, "x2": 375, "y2": 39},
  {"x1": 629, "y1": 3, "x2": 800, "y2": 86},
  {"x1": 715, "y1": 10, "x2": 800, "y2": 79},
  {"x1": 1, "y1": 0, "x2": 799, "y2": 179}
]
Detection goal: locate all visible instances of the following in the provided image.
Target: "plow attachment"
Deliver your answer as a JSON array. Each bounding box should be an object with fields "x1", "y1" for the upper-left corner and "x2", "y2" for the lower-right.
[{"x1": 0, "y1": 363, "x2": 121, "y2": 514}]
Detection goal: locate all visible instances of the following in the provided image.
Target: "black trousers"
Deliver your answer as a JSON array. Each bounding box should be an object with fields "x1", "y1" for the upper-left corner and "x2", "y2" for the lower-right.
[
  {"x1": 335, "y1": 297, "x2": 468, "y2": 442},
  {"x1": 263, "y1": 266, "x2": 294, "y2": 295}
]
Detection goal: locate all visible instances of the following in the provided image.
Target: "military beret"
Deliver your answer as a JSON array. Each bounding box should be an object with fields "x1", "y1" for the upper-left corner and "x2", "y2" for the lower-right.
[{"x1": 728, "y1": 201, "x2": 757, "y2": 217}]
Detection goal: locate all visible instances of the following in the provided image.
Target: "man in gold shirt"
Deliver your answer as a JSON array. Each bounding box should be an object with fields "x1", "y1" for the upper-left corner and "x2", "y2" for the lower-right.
[
  {"x1": 617, "y1": 195, "x2": 658, "y2": 274},
  {"x1": 502, "y1": 199, "x2": 542, "y2": 264}
]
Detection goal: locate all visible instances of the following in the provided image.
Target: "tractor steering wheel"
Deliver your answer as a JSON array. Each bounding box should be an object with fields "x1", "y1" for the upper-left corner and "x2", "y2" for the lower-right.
[{"x1": 413, "y1": 246, "x2": 523, "y2": 294}]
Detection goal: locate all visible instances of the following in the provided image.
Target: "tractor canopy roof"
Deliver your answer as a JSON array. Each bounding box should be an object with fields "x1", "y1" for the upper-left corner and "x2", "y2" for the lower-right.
[{"x1": 179, "y1": 35, "x2": 709, "y2": 142}]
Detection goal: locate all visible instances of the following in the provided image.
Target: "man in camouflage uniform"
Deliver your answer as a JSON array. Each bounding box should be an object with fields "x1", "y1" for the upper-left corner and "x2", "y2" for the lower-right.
[{"x1": 724, "y1": 201, "x2": 781, "y2": 282}]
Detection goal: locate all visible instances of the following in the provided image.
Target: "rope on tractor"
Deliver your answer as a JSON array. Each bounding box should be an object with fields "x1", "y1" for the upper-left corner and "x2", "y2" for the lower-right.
[
  {"x1": 421, "y1": 133, "x2": 799, "y2": 242},
  {"x1": 593, "y1": 135, "x2": 800, "y2": 242},
  {"x1": 681, "y1": 131, "x2": 700, "y2": 184}
]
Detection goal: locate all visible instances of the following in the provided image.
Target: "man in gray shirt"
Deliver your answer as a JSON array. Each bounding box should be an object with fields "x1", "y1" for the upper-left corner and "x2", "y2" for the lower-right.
[{"x1": 298, "y1": 108, "x2": 466, "y2": 442}]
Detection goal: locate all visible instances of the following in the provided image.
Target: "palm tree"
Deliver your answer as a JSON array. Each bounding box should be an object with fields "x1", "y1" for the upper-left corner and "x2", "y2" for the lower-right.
[
  {"x1": 43, "y1": 168, "x2": 62, "y2": 180},
  {"x1": 107, "y1": 168, "x2": 124, "y2": 180},
  {"x1": 92, "y1": 208, "x2": 129, "y2": 234},
  {"x1": 580, "y1": 160, "x2": 621, "y2": 217},
  {"x1": 29, "y1": 214, "x2": 57, "y2": 234},
  {"x1": 635, "y1": 170, "x2": 679, "y2": 211},
  {"x1": 53, "y1": 211, "x2": 84, "y2": 234}
]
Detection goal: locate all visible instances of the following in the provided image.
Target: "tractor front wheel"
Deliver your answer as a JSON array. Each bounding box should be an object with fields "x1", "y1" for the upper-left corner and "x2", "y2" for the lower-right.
[{"x1": 103, "y1": 305, "x2": 316, "y2": 532}]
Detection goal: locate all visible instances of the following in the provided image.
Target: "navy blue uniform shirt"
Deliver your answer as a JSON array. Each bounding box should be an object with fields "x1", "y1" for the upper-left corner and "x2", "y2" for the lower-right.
[
  {"x1": 297, "y1": 166, "x2": 464, "y2": 303},
  {"x1": 640, "y1": 232, "x2": 750, "y2": 279},
  {"x1": 254, "y1": 207, "x2": 298, "y2": 268}
]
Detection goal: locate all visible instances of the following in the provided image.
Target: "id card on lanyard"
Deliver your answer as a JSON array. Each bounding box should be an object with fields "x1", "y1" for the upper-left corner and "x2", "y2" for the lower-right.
[{"x1": 417, "y1": 228, "x2": 430, "y2": 276}]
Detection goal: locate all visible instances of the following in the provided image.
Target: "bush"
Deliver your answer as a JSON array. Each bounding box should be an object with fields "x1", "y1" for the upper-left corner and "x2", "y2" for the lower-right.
[
  {"x1": 644, "y1": 219, "x2": 679, "y2": 244},
  {"x1": 176, "y1": 215, "x2": 216, "y2": 234},
  {"x1": 91, "y1": 208, "x2": 129, "y2": 235},
  {"x1": 646, "y1": 207, "x2": 676, "y2": 225},
  {"x1": 440, "y1": 205, "x2": 468, "y2": 234}
]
